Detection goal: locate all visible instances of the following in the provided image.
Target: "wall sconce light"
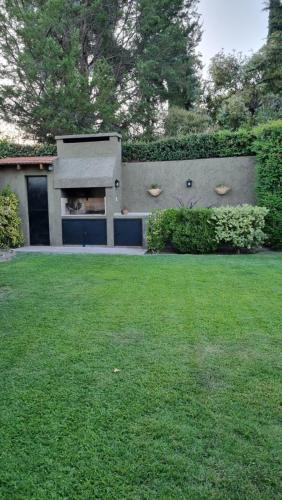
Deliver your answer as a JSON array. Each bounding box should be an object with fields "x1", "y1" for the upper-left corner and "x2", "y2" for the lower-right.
[
  {"x1": 186, "y1": 179, "x2": 193, "y2": 188},
  {"x1": 115, "y1": 179, "x2": 120, "y2": 188}
]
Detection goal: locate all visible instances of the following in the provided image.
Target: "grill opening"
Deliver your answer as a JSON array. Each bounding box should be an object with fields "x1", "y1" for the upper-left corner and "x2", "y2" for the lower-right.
[
  {"x1": 63, "y1": 137, "x2": 110, "y2": 143},
  {"x1": 61, "y1": 187, "x2": 106, "y2": 215}
]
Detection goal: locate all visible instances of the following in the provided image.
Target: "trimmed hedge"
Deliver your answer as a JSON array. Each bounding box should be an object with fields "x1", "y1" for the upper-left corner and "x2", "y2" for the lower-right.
[
  {"x1": 0, "y1": 129, "x2": 255, "y2": 162},
  {"x1": 171, "y1": 208, "x2": 217, "y2": 254},
  {"x1": 147, "y1": 206, "x2": 268, "y2": 254},
  {"x1": 146, "y1": 208, "x2": 178, "y2": 253},
  {"x1": 0, "y1": 186, "x2": 23, "y2": 248},
  {"x1": 253, "y1": 120, "x2": 282, "y2": 249},
  {"x1": 0, "y1": 140, "x2": 56, "y2": 159},
  {"x1": 123, "y1": 130, "x2": 255, "y2": 162}
]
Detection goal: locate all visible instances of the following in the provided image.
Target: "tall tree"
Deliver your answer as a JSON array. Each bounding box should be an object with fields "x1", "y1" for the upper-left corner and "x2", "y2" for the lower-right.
[
  {"x1": 204, "y1": 42, "x2": 281, "y2": 131},
  {"x1": 127, "y1": 0, "x2": 202, "y2": 138},
  {"x1": 262, "y1": 0, "x2": 282, "y2": 93},
  {"x1": 268, "y1": 0, "x2": 282, "y2": 36},
  {"x1": 164, "y1": 105, "x2": 211, "y2": 136},
  {"x1": 202, "y1": 1, "x2": 282, "y2": 131},
  {"x1": 0, "y1": 0, "x2": 201, "y2": 141},
  {"x1": 204, "y1": 51, "x2": 253, "y2": 128}
]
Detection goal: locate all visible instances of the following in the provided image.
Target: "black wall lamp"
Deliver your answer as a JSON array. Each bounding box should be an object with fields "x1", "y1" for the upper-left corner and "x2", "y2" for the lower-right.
[
  {"x1": 115, "y1": 179, "x2": 120, "y2": 188},
  {"x1": 186, "y1": 179, "x2": 193, "y2": 188}
]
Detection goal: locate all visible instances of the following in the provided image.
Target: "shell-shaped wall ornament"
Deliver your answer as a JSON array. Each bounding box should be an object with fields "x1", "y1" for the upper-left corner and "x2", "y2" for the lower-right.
[
  {"x1": 214, "y1": 185, "x2": 231, "y2": 196},
  {"x1": 148, "y1": 188, "x2": 162, "y2": 197}
]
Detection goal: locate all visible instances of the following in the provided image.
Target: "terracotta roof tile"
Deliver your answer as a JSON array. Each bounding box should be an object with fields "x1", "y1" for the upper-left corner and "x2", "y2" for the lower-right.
[{"x1": 0, "y1": 156, "x2": 57, "y2": 165}]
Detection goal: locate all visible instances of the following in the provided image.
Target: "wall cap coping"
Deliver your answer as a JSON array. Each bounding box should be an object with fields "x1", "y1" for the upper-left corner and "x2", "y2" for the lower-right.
[
  {"x1": 122, "y1": 155, "x2": 255, "y2": 165},
  {"x1": 55, "y1": 132, "x2": 122, "y2": 140}
]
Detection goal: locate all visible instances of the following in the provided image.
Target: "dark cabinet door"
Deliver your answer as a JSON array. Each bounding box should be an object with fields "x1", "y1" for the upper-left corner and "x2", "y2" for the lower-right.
[
  {"x1": 83, "y1": 220, "x2": 107, "y2": 245},
  {"x1": 114, "y1": 219, "x2": 143, "y2": 246},
  {"x1": 62, "y1": 219, "x2": 107, "y2": 245},
  {"x1": 27, "y1": 176, "x2": 50, "y2": 245}
]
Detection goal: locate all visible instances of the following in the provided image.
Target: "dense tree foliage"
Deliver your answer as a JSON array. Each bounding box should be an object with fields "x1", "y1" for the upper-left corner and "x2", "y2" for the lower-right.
[
  {"x1": 204, "y1": 52, "x2": 255, "y2": 130},
  {"x1": 202, "y1": 0, "x2": 282, "y2": 131},
  {"x1": 261, "y1": 0, "x2": 282, "y2": 94},
  {"x1": 0, "y1": 0, "x2": 201, "y2": 141},
  {"x1": 204, "y1": 47, "x2": 281, "y2": 130},
  {"x1": 164, "y1": 105, "x2": 212, "y2": 136}
]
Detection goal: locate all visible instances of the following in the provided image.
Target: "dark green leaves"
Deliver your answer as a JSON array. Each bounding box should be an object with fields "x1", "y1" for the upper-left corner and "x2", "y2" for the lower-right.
[{"x1": 123, "y1": 130, "x2": 255, "y2": 162}]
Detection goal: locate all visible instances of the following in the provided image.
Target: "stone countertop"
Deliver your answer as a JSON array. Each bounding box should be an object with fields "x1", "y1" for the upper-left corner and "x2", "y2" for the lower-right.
[{"x1": 114, "y1": 212, "x2": 151, "y2": 218}]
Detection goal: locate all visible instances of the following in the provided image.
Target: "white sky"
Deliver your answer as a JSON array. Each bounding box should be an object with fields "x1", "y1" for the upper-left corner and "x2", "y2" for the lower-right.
[{"x1": 198, "y1": 0, "x2": 269, "y2": 73}]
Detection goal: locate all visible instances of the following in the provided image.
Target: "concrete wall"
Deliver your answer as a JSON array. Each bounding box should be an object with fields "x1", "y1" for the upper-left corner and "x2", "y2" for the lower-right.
[
  {"x1": 121, "y1": 156, "x2": 256, "y2": 211},
  {"x1": 0, "y1": 167, "x2": 62, "y2": 245}
]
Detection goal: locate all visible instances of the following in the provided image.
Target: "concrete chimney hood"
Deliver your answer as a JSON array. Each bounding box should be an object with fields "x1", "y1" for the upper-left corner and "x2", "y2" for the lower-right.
[{"x1": 53, "y1": 133, "x2": 121, "y2": 189}]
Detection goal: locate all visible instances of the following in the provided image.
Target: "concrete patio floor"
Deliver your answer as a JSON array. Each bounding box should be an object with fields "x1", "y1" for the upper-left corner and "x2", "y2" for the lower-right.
[{"x1": 15, "y1": 246, "x2": 146, "y2": 256}]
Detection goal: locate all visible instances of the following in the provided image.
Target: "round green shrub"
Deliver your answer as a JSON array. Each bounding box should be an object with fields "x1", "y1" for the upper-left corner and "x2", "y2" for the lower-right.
[
  {"x1": 171, "y1": 208, "x2": 217, "y2": 254},
  {"x1": 0, "y1": 186, "x2": 24, "y2": 248},
  {"x1": 211, "y1": 204, "x2": 268, "y2": 250},
  {"x1": 147, "y1": 209, "x2": 177, "y2": 252}
]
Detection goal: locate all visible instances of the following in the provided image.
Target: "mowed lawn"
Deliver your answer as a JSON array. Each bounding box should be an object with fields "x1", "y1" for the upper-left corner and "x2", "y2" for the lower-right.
[{"x1": 0, "y1": 252, "x2": 281, "y2": 499}]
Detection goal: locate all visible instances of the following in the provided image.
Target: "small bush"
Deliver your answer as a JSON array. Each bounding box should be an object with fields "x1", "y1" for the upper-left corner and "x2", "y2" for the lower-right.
[
  {"x1": 0, "y1": 186, "x2": 24, "y2": 248},
  {"x1": 171, "y1": 208, "x2": 217, "y2": 254},
  {"x1": 211, "y1": 205, "x2": 268, "y2": 250},
  {"x1": 258, "y1": 193, "x2": 282, "y2": 250},
  {"x1": 147, "y1": 209, "x2": 177, "y2": 252}
]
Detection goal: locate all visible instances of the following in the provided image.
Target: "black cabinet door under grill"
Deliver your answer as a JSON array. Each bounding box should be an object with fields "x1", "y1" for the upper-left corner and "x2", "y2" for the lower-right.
[
  {"x1": 62, "y1": 219, "x2": 107, "y2": 245},
  {"x1": 114, "y1": 219, "x2": 143, "y2": 246}
]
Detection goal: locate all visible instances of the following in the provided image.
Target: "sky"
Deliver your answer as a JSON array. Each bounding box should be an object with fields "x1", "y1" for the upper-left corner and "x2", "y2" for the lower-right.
[{"x1": 198, "y1": 0, "x2": 269, "y2": 73}]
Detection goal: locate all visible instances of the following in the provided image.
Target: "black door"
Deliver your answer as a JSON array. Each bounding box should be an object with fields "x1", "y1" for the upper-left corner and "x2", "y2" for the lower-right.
[
  {"x1": 114, "y1": 219, "x2": 143, "y2": 246},
  {"x1": 62, "y1": 219, "x2": 107, "y2": 245},
  {"x1": 27, "y1": 176, "x2": 50, "y2": 245}
]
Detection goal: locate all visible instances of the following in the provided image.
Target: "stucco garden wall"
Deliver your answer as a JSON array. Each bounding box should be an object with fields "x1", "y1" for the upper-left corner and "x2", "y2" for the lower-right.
[
  {"x1": 121, "y1": 156, "x2": 256, "y2": 212},
  {"x1": 0, "y1": 167, "x2": 62, "y2": 246}
]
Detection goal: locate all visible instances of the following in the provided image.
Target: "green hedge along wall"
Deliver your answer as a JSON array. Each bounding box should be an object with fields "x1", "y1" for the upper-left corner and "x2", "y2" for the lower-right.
[
  {"x1": 123, "y1": 130, "x2": 255, "y2": 162},
  {"x1": 0, "y1": 129, "x2": 255, "y2": 162},
  {"x1": 253, "y1": 121, "x2": 282, "y2": 249},
  {"x1": 0, "y1": 142, "x2": 56, "y2": 158}
]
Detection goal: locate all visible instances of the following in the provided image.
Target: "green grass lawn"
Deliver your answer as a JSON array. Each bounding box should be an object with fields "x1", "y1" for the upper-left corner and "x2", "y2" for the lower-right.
[{"x1": 0, "y1": 252, "x2": 281, "y2": 499}]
